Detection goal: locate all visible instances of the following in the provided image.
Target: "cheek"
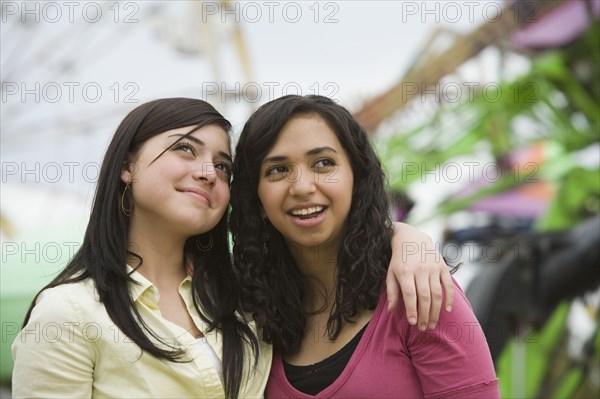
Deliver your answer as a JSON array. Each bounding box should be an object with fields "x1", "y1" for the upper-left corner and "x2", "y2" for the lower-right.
[
  {"x1": 258, "y1": 183, "x2": 276, "y2": 217},
  {"x1": 340, "y1": 172, "x2": 354, "y2": 212},
  {"x1": 216, "y1": 183, "x2": 231, "y2": 210}
]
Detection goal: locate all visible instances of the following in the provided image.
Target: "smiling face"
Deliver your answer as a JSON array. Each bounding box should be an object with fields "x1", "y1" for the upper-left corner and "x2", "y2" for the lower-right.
[
  {"x1": 122, "y1": 124, "x2": 232, "y2": 239},
  {"x1": 258, "y1": 114, "x2": 354, "y2": 252}
]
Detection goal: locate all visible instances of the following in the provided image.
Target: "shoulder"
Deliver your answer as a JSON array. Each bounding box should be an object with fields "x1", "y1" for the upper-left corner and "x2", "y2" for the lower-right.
[
  {"x1": 38, "y1": 278, "x2": 97, "y2": 300},
  {"x1": 376, "y1": 279, "x2": 493, "y2": 361},
  {"x1": 407, "y1": 278, "x2": 483, "y2": 344},
  {"x1": 377, "y1": 278, "x2": 480, "y2": 333},
  {"x1": 374, "y1": 289, "x2": 410, "y2": 335},
  {"x1": 406, "y1": 278, "x2": 499, "y2": 397},
  {"x1": 12, "y1": 279, "x2": 101, "y2": 362},
  {"x1": 29, "y1": 279, "x2": 102, "y2": 325},
  {"x1": 438, "y1": 277, "x2": 479, "y2": 326},
  {"x1": 12, "y1": 281, "x2": 99, "y2": 398}
]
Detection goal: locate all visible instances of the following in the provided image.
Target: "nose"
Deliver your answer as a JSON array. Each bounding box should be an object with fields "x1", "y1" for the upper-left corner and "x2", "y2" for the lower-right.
[
  {"x1": 193, "y1": 161, "x2": 217, "y2": 185},
  {"x1": 289, "y1": 166, "x2": 316, "y2": 197}
]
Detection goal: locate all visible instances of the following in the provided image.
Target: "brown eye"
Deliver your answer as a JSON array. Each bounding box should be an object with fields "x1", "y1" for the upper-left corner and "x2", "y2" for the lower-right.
[
  {"x1": 265, "y1": 165, "x2": 288, "y2": 178},
  {"x1": 172, "y1": 141, "x2": 196, "y2": 155},
  {"x1": 314, "y1": 159, "x2": 335, "y2": 170},
  {"x1": 215, "y1": 162, "x2": 232, "y2": 182},
  {"x1": 266, "y1": 165, "x2": 287, "y2": 175}
]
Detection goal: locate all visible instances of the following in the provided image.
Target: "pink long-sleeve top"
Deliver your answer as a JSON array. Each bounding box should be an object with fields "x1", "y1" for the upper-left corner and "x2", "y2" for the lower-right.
[{"x1": 266, "y1": 279, "x2": 500, "y2": 398}]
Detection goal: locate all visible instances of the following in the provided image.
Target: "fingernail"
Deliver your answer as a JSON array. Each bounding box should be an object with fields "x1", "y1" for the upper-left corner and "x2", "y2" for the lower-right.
[
  {"x1": 428, "y1": 322, "x2": 437, "y2": 330},
  {"x1": 419, "y1": 323, "x2": 426, "y2": 331},
  {"x1": 408, "y1": 317, "x2": 417, "y2": 325},
  {"x1": 446, "y1": 305, "x2": 452, "y2": 312}
]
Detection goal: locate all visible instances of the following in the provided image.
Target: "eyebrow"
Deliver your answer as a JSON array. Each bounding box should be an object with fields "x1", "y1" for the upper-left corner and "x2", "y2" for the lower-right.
[
  {"x1": 262, "y1": 146, "x2": 337, "y2": 163},
  {"x1": 169, "y1": 134, "x2": 232, "y2": 163}
]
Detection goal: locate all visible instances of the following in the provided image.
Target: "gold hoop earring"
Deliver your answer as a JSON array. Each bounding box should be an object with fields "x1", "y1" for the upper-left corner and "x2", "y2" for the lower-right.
[
  {"x1": 121, "y1": 183, "x2": 133, "y2": 216},
  {"x1": 196, "y1": 233, "x2": 213, "y2": 252}
]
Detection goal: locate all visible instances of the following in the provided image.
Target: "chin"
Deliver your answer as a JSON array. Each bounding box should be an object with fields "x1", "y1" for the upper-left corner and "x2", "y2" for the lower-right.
[
  {"x1": 288, "y1": 236, "x2": 330, "y2": 249},
  {"x1": 179, "y1": 221, "x2": 212, "y2": 237}
]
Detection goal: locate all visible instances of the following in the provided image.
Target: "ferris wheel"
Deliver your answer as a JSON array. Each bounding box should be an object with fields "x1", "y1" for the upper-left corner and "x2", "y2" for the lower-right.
[{"x1": 1, "y1": 0, "x2": 255, "y2": 238}]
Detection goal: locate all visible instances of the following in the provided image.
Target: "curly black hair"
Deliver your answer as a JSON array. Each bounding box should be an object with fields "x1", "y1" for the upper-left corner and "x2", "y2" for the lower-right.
[{"x1": 230, "y1": 95, "x2": 394, "y2": 356}]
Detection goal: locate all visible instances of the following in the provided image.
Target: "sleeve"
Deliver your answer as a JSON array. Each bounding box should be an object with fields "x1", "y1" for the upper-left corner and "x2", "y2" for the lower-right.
[
  {"x1": 406, "y1": 279, "x2": 500, "y2": 399},
  {"x1": 11, "y1": 287, "x2": 95, "y2": 398}
]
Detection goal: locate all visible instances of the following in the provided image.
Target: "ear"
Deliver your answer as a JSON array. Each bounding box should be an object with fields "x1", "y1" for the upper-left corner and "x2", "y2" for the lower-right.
[{"x1": 121, "y1": 160, "x2": 133, "y2": 185}]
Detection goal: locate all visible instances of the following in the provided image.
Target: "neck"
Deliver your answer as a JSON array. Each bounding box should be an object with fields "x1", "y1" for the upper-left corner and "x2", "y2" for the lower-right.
[
  {"x1": 127, "y1": 222, "x2": 188, "y2": 288},
  {"x1": 289, "y1": 243, "x2": 339, "y2": 312}
]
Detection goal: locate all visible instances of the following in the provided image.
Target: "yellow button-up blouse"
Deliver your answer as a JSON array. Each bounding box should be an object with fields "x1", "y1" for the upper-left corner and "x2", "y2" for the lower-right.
[{"x1": 11, "y1": 269, "x2": 272, "y2": 398}]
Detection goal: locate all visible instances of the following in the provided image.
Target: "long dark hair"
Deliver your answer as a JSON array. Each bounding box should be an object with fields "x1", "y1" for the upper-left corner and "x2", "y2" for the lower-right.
[
  {"x1": 23, "y1": 98, "x2": 258, "y2": 399},
  {"x1": 230, "y1": 95, "x2": 393, "y2": 356}
]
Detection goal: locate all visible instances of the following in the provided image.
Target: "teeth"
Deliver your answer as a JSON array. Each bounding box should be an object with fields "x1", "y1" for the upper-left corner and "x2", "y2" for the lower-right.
[{"x1": 291, "y1": 206, "x2": 324, "y2": 216}]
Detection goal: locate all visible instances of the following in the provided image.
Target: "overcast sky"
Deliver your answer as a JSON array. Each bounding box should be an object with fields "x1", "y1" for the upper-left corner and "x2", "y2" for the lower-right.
[{"x1": 1, "y1": 0, "x2": 505, "y2": 240}]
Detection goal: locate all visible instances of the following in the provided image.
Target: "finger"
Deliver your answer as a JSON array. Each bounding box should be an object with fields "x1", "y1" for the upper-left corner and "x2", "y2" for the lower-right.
[
  {"x1": 399, "y1": 276, "x2": 418, "y2": 325},
  {"x1": 415, "y1": 272, "x2": 431, "y2": 331},
  {"x1": 441, "y1": 266, "x2": 455, "y2": 312},
  {"x1": 385, "y1": 268, "x2": 400, "y2": 312},
  {"x1": 427, "y1": 273, "x2": 443, "y2": 330}
]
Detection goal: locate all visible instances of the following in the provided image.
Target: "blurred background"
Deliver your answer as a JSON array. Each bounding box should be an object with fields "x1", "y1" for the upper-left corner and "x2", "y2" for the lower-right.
[{"x1": 1, "y1": 1, "x2": 599, "y2": 397}]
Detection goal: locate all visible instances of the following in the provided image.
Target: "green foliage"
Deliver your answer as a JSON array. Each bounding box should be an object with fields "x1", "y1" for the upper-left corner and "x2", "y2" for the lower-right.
[
  {"x1": 496, "y1": 303, "x2": 570, "y2": 398},
  {"x1": 380, "y1": 23, "x2": 600, "y2": 229},
  {"x1": 379, "y1": 21, "x2": 600, "y2": 399},
  {"x1": 537, "y1": 167, "x2": 600, "y2": 231}
]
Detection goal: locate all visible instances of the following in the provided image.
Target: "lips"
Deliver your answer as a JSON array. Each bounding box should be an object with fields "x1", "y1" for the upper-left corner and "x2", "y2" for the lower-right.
[
  {"x1": 286, "y1": 204, "x2": 328, "y2": 227},
  {"x1": 289, "y1": 205, "x2": 325, "y2": 217},
  {"x1": 178, "y1": 188, "x2": 211, "y2": 206}
]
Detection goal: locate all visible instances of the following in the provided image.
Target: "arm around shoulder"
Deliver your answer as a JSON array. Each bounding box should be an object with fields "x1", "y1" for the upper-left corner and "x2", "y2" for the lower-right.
[
  {"x1": 387, "y1": 222, "x2": 454, "y2": 329},
  {"x1": 12, "y1": 285, "x2": 95, "y2": 398},
  {"x1": 407, "y1": 279, "x2": 500, "y2": 398}
]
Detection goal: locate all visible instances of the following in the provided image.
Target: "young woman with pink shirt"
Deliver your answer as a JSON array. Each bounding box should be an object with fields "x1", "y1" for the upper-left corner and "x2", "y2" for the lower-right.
[{"x1": 230, "y1": 95, "x2": 500, "y2": 398}]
